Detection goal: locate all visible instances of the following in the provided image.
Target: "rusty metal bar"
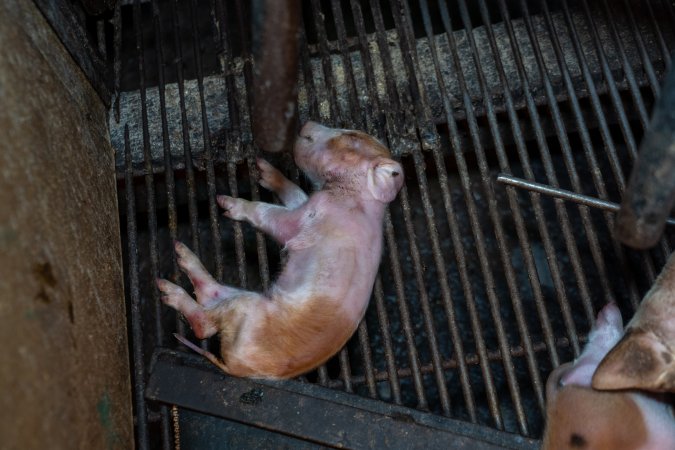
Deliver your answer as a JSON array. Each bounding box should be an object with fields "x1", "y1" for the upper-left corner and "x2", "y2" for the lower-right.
[
  {"x1": 325, "y1": 335, "x2": 580, "y2": 390},
  {"x1": 617, "y1": 65, "x2": 675, "y2": 249},
  {"x1": 621, "y1": 0, "x2": 661, "y2": 97},
  {"x1": 124, "y1": 125, "x2": 149, "y2": 450},
  {"x1": 372, "y1": 277, "x2": 402, "y2": 403},
  {"x1": 187, "y1": 0, "x2": 225, "y2": 283},
  {"x1": 251, "y1": 0, "x2": 301, "y2": 153},
  {"x1": 132, "y1": 1, "x2": 172, "y2": 447}
]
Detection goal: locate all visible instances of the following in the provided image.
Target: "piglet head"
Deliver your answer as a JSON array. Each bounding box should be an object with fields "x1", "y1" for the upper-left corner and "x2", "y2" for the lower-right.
[
  {"x1": 294, "y1": 122, "x2": 404, "y2": 203},
  {"x1": 593, "y1": 252, "x2": 675, "y2": 393}
]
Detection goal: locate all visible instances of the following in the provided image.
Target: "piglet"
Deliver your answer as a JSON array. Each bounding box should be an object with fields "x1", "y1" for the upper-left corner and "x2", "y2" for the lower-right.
[
  {"x1": 592, "y1": 252, "x2": 675, "y2": 393},
  {"x1": 156, "y1": 122, "x2": 404, "y2": 379},
  {"x1": 542, "y1": 303, "x2": 675, "y2": 449}
]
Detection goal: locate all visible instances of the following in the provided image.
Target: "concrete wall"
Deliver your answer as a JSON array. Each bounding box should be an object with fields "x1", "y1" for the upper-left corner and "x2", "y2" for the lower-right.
[{"x1": 0, "y1": 1, "x2": 133, "y2": 448}]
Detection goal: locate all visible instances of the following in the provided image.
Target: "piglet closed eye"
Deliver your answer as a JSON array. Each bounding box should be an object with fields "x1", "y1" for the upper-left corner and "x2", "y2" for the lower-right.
[
  {"x1": 542, "y1": 303, "x2": 675, "y2": 450},
  {"x1": 156, "y1": 122, "x2": 404, "y2": 379}
]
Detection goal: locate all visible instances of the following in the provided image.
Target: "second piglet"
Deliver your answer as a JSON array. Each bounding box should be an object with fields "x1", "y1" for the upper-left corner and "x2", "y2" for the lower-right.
[
  {"x1": 542, "y1": 303, "x2": 675, "y2": 449},
  {"x1": 157, "y1": 122, "x2": 404, "y2": 379}
]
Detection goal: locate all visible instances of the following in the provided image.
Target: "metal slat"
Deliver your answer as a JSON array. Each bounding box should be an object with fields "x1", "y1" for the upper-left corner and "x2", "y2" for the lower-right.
[{"x1": 132, "y1": 0, "x2": 173, "y2": 446}]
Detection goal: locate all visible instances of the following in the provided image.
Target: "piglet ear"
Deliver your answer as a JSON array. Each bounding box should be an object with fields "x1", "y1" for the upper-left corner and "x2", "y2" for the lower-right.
[
  {"x1": 367, "y1": 158, "x2": 404, "y2": 203},
  {"x1": 592, "y1": 328, "x2": 675, "y2": 392}
]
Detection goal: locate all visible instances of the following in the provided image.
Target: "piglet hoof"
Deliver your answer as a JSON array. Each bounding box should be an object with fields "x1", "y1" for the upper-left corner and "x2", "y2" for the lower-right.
[
  {"x1": 217, "y1": 195, "x2": 247, "y2": 221},
  {"x1": 256, "y1": 157, "x2": 283, "y2": 192},
  {"x1": 156, "y1": 278, "x2": 185, "y2": 308},
  {"x1": 173, "y1": 241, "x2": 201, "y2": 274}
]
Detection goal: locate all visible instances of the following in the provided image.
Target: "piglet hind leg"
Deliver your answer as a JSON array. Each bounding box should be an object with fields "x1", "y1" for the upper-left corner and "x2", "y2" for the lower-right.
[
  {"x1": 173, "y1": 241, "x2": 242, "y2": 308},
  {"x1": 156, "y1": 278, "x2": 217, "y2": 340}
]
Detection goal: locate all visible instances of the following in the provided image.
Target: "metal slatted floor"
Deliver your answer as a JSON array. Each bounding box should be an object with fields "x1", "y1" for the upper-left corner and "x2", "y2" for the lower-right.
[{"x1": 114, "y1": 0, "x2": 675, "y2": 447}]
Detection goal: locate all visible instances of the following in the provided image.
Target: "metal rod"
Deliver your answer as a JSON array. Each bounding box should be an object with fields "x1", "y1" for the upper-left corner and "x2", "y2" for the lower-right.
[
  {"x1": 133, "y1": 0, "x2": 172, "y2": 446},
  {"x1": 124, "y1": 125, "x2": 149, "y2": 450},
  {"x1": 497, "y1": 173, "x2": 675, "y2": 227}
]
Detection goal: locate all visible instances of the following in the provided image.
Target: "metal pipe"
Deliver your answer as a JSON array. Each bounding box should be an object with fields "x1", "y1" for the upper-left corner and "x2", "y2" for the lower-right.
[
  {"x1": 251, "y1": 0, "x2": 301, "y2": 153},
  {"x1": 497, "y1": 174, "x2": 675, "y2": 226},
  {"x1": 617, "y1": 63, "x2": 675, "y2": 249}
]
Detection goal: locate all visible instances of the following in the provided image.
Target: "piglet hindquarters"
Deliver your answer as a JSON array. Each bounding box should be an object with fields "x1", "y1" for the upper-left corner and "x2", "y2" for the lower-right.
[{"x1": 157, "y1": 122, "x2": 404, "y2": 379}]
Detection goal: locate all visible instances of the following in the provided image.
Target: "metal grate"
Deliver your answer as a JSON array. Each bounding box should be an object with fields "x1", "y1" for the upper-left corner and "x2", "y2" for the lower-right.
[{"x1": 115, "y1": 0, "x2": 675, "y2": 447}]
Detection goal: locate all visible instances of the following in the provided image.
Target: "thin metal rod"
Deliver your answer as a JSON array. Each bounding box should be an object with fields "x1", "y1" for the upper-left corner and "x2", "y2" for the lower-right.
[
  {"x1": 134, "y1": 0, "x2": 172, "y2": 446},
  {"x1": 124, "y1": 126, "x2": 148, "y2": 450},
  {"x1": 188, "y1": 0, "x2": 225, "y2": 282},
  {"x1": 497, "y1": 174, "x2": 675, "y2": 226},
  {"x1": 325, "y1": 335, "x2": 580, "y2": 389}
]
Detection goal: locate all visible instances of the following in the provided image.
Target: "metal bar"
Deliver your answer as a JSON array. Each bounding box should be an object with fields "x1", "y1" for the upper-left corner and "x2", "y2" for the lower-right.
[
  {"x1": 251, "y1": 0, "x2": 301, "y2": 153},
  {"x1": 518, "y1": 0, "x2": 615, "y2": 316},
  {"x1": 559, "y1": 0, "x2": 668, "y2": 288},
  {"x1": 169, "y1": 0, "x2": 201, "y2": 276},
  {"x1": 372, "y1": 277, "x2": 402, "y2": 403},
  {"x1": 150, "y1": 0, "x2": 179, "y2": 285},
  {"x1": 124, "y1": 126, "x2": 148, "y2": 450},
  {"x1": 496, "y1": 0, "x2": 589, "y2": 358},
  {"x1": 133, "y1": 0, "x2": 172, "y2": 446},
  {"x1": 621, "y1": 0, "x2": 661, "y2": 97},
  {"x1": 188, "y1": 0, "x2": 225, "y2": 283},
  {"x1": 382, "y1": 211, "x2": 429, "y2": 410},
  {"x1": 599, "y1": 0, "x2": 649, "y2": 130},
  {"x1": 325, "y1": 335, "x2": 579, "y2": 389},
  {"x1": 497, "y1": 174, "x2": 675, "y2": 227},
  {"x1": 567, "y1": 0, "x2": 639, "y2": 161},
  {"x1": 147, "y1": 350, "x2": 540, "y2": 450},
  {"x1": 309, "y1": 0, "x2": 342, "y2": 125}
]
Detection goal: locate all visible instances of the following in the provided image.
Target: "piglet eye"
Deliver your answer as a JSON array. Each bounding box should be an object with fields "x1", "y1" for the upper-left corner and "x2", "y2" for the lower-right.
[{"x1": 392, "y1": 171, "x2": 400, "y2": 177}]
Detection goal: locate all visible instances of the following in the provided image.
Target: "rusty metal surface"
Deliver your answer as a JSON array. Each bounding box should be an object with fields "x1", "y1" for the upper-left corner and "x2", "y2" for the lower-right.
[
  {"x1": 112, "y1": 0, "x2": 675, "y2": 448},
  {"x1": 251, "y1": 0, "x2": 301, "y2": 153},
  {"x1": 617, "y1": 64, "x2": 675, "y2": 249},
  {"x1": 0, "y1": 0, "x2": 131, "y2": 448}
]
